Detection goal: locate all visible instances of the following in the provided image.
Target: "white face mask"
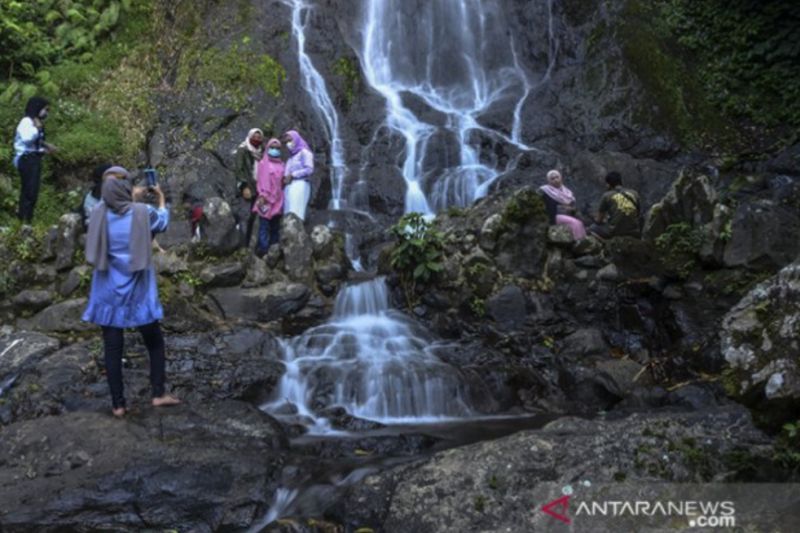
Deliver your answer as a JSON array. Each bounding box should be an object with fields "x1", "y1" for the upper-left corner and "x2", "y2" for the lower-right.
[
  {"x1": 39, "y1": 109, "x2": 48, "y2": 119},
  {"x1": 286, "y1": 141, "x2": 295, "y2": 151}
]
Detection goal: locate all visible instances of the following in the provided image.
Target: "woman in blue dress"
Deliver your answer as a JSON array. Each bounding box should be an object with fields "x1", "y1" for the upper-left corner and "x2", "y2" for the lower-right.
[{"x1": 82, "y1": 166, "x2": 180, "y2": 416}]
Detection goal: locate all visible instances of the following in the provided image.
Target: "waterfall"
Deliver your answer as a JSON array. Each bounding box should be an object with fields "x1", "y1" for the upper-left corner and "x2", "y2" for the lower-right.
[
  {"x1": 285, "y1": 0, "x2": 347, "y2": 208},
  {"x1": 263, "y1": 278, "x2": 474, "y2": 432},
  {"x1": 359, "y1": 0, "x2": 538, "y2": 214}
]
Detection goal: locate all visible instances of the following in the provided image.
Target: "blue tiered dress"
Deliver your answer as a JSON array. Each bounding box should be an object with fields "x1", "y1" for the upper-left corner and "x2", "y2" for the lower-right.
[{"x1": 82, "y1": 206, "x2": 169, "y2": 328}]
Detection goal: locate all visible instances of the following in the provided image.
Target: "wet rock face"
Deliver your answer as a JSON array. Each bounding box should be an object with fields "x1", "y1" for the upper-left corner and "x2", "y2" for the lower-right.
[
  {"x1": 208, "y1": 282, "x2": 311, "y2": 323},
  {"x1": 721, "y1": 259, "x2": 800, "y2": 427},
  {"x1": 722, "y1": 200, "x2": 800, "y2": 269},
  {"x1": 337, "y1": 407, "x2": 770, "y2": 532},
  {"x1": 1, "y1": 329, "x2": 285, "y2": 426},
  {"x1": 0, "y1": 402, "x2": 286, "y2": 531},
  {"x1": 147, "y1": 0, "x2": 691, "y2": 234}
]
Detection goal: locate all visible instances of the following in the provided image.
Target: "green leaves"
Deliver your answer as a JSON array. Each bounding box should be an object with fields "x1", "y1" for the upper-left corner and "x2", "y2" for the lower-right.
[
  {"x1": 661, "y1": 0, "x2": 800, "y2": 127},
  {"x1": 0, "y1": 0, "x2": 128, "y2": 81},
  {"x1": 389, "y1": 213, "x2": 445, "y2": 301}
]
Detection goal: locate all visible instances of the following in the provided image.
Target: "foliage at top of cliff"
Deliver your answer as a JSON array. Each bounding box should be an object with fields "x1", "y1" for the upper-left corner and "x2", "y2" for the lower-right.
[
  {"x1": 0, "y1": 0, "x2": 160, "y2": 229},
  {"x1": 0, "y1": 0, "x2": 131, "y2": 81},
  {"x1": 663, "y1": 0, "x2": 800, "y2": 129},
  {"x1": 620, "y1": 0, "x2": 800, "y2": 148}
]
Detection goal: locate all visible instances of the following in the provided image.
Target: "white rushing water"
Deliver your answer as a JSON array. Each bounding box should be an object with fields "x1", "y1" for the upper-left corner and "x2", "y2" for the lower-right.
[
  {"x1": 359, "y1": 0, "x2": 541, "y2": 214},
  {"x1": 263, "y1": 278, "x2": 474, "y2": 433},
  {"x1": 285, "y1": 0, "x2": 347, "y2": 208},
  {"x1": 246, "y1": 487, "x2": 299, "y2": 533}
]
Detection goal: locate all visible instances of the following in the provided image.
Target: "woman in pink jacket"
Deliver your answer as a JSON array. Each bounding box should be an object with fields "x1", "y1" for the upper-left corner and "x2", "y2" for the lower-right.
[{"x1": 254, "y1": 138, "x2": 286, "y2": 257}]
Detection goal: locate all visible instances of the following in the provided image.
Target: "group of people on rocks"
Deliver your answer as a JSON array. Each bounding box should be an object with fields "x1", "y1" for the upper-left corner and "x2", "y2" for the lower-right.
[
  {"x1": 231, "y1": 128, "x2": 314, "y2": 257},
  {"x1": 11, "y1": 95, "x2": 641, "y2": 418},
  {"x1": 538, "y1": 168, "x2": 641, "y2": 241}
]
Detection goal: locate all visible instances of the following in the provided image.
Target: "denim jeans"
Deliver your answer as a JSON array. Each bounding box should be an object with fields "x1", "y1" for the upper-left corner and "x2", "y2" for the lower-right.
[{"x1": 257, "y1": 215, "x2": 281, "y2": 256}]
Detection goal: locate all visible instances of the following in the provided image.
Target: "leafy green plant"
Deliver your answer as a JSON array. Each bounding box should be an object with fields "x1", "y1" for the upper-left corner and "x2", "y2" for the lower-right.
[
  {"x1": 174, "y1": 269, "x2": 203, "y2": 289},
  {"x1": 773, "y1": 420, "x2": 800, "y2": 476},
  {"x1": 0, "y1": 0, "x2": 130, "y2": 94},
  {"x1": 655, "y1": 222, "x2": 703, "y2": 279},
  {"x1": 389, "y1": 213, "x2": 444, "y2": 306}
]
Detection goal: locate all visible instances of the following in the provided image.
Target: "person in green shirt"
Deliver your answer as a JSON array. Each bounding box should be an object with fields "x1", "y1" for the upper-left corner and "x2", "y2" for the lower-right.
[
  {"x1": 232, "y1": 128, "x2": 265, "y2": 247},
  {"x1": 589, "y1": 171, "x2": 641, "y2": 239}
]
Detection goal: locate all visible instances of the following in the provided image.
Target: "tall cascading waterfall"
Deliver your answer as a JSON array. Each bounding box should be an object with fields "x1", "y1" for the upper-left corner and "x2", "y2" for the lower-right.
[
  {"x1": 360, "y1": 0, "x2": 543, "y2": 214},
  {"x1": 285, "y1": 0, "x2": 347, "y2": 209},
  {"x1": 263, "y1": 277, "x2": 475, "y2": 432}
]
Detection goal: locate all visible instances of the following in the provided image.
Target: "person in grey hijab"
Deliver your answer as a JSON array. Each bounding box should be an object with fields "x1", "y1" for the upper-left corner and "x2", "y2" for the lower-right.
[{"x1": 82, "y1": 166, "x2": 180, "y2": 416}]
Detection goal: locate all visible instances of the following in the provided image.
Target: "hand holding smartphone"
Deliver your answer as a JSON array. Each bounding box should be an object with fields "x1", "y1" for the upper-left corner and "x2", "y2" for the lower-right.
[{"x1": 144, "y1": 168, "x2": 158, "y2": 189}]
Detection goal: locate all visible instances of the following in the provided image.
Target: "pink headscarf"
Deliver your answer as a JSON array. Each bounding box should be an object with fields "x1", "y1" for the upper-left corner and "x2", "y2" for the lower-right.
[
  {"x1": 253, "y1": 138, "x2": 285, "y2": 219},
  {"x1": 539, "y1": 184, "x2": 576, "y2": 206},
  {"x1": 284, "y1": 129, "x2": 311, "y2": 156}
]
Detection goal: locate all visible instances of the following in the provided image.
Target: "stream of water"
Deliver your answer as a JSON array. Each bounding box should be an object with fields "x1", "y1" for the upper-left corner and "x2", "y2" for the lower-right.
[
  {"x1": 285, "y1": 0, "x2": 348, "y2": 209},
  {"x1": 359, "y1": 0, "x2": 544, "y2": 213},
  {"x1": 251, "y1": 2, "x2": 558, "y2": 528},
  {"x1": 262, "y1": 277, "x2": 475, "y2": 433}
]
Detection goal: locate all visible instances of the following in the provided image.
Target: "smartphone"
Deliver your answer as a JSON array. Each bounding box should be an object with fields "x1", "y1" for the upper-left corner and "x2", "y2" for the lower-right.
[{"x1": 144, "y1": 168, "x2": 158, "y2": 188}]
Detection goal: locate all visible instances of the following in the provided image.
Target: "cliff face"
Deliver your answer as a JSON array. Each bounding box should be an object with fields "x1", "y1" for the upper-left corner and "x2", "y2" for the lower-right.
[
  {"x1": 147, "y1": 0, "x2": 696, "y2": 234},
  {"x1": 1, "y1": 1, "x2": 800, "y2": 530}
]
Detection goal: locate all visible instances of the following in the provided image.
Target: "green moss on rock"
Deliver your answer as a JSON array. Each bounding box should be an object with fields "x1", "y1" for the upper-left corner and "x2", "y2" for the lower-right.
[
  {"x1": 500, "y1": 188, "x2": 546, "y2": 228},
  {"x1": 176, "y1": 45, "x2": 286, "y2": 108}
]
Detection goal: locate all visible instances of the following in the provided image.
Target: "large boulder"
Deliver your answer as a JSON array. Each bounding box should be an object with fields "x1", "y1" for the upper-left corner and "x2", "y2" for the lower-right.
[
  {"x1": 0, "y1": 332, "x2": 60, "y2": 388},
  {"x1": 643, "y1": 169, "x2": 717, "y2": 239},
  {"x1": 200, "y1": 262, "x2": 246, "y2": 287},
  {"x1": 281, "y1": 214, "x2": 314, "y2": 282},
  {"x1": 208, "y1": 282, "x2": 311, "y2": 323},
  {"x1": 721, "y1": 259, "x2": 800, "y2": 427},
  {"x1": 722, "y1": 199, "x2": 800, "y2": 269},
  {"x1": 485, "y1": 285, "x2": 527, "y2": 331},
  {"x1": 54, "y1": 213, "x2": 83, "y2": 272},
  {"x1": 3, "y1": 329, "x2": 285, "y2": 426},
  {"x1": 16, "y1": 299, "x2": 92, "y2": 333},
  {"x1": 201, "y1": 197, "x2": 240, "y2": 255},
  {"x1": 58, "y1": 265, "x2": 91, "y2": 297},
  {"x1": 0, "y1": 402, "x2": 286, "y2": 531},
  {"x1": 11, "y1": 290, "x2": 54, "y2": 312},
  {"x1": 337, "y1": 407, "x2": 772, "y2": 532}
]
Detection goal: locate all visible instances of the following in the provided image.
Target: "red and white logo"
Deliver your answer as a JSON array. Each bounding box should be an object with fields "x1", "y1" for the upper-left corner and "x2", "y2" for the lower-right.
[{"x1": 541, "y1": 495, "x2": 571, "y2": 524}]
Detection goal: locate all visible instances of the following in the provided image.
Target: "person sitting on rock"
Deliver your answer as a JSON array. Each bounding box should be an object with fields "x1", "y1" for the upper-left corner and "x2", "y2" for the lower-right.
[
  {"x1": 233, "y1": 128, "x2": 265, "y2": 247},
  {"x1": 82, "y1": 166, "x2": 180, "y2": 417},
  {"x1": 539, "y1": 169, "x2": 587, "y2": 240},
  {"x1": 254, "y1": 138, "x2": 286, "y2": 257},
  {"x1": 589, "y1": 171, "x2": 641, "y2": 239},
  {"x1": 282, "y1": 129, "x2": 314, "y2": 221}
]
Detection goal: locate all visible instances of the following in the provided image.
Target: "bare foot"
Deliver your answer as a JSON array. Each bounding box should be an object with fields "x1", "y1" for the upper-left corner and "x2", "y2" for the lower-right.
[
  {"x1": 112, "y1": 407, "x2": 127, "y2": 417},
  {"x1": 152, "y1": 394, "x2": 181, "y2": 407}
]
